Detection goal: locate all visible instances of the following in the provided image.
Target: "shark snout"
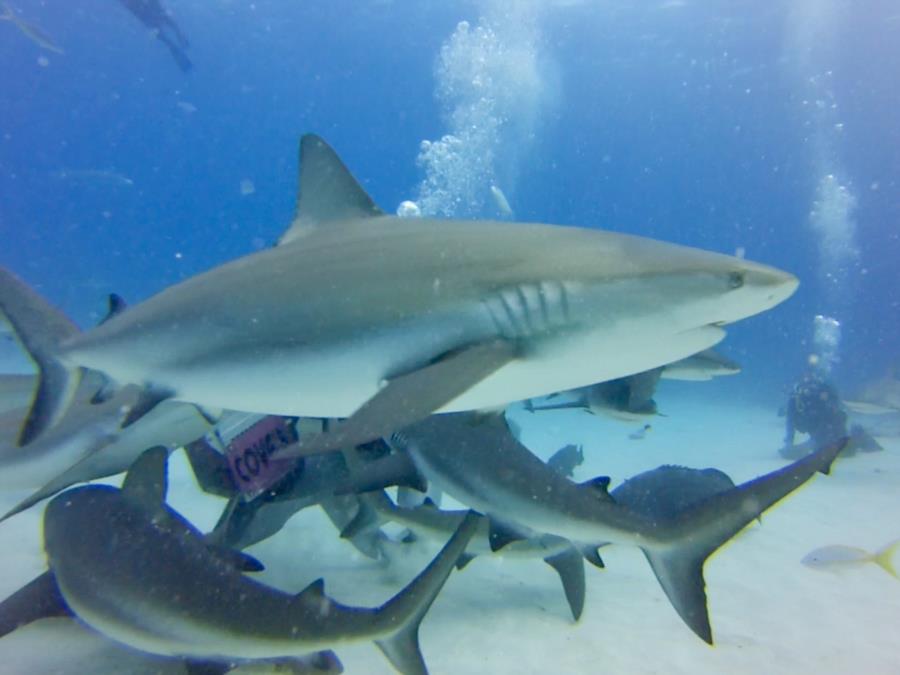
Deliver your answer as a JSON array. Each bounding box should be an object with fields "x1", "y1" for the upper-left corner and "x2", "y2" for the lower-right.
[{"x1": 714, "y1": 262, "x2": 799, "y2": 325}]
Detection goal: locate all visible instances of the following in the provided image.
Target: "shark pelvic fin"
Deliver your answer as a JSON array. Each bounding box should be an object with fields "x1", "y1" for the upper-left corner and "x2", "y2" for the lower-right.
[
  {"x1": 121, "y1": 446, "x2": 170, "y2": 507},
  {"x1": 278, "y1": 134, "x2": 384, "y2": 245},
  {"x1": 0, "y1": 266, "x2": 82, "y2": 446}
]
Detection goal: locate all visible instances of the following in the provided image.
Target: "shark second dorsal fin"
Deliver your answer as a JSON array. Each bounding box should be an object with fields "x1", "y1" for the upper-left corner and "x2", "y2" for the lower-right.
[
  {"x1": 122, "y1": 446, "x2": 169, "y2": 507},
  {"x1": 278, "y1": 134, "x2": 384, "y2": 245},
  {"x1": 296, "y1": 578, "x2": 326, "y2": 603}
]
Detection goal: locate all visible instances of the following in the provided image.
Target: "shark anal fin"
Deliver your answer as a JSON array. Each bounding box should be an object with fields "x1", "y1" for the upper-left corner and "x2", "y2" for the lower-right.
[
  {"x1": 279, "y1": 340, "x2": 517, "y2": 459},
  {"x1": 0, "y1": 571, "x2": 71, "y2": 639},
  {"x1": 544, "y1": 546, "x2": 586, "y2": 621},
  {"x1": 121, "y1": 446, "x2": 169, "y2": 506}
]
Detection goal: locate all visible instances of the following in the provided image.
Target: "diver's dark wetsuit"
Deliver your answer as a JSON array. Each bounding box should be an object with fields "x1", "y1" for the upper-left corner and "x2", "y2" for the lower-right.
[
  {"x1": 118, "y1": 0, "x2": 192, "y2": 71},
  {"x1": 784, "y1": 372, "x2": 846, "y2": 450},
  {"x1": 781, "y1": 371, "x2": 882, "y2": 459}
]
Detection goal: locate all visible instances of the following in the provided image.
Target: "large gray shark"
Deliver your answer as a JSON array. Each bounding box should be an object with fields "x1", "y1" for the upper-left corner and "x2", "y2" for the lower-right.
[
  {"x1": 0, "y1": 135, "x2": 797, "y2": 455},
  {"x1": 28, "y1": 448, "x2": 477, "y2": 674},
  {"x1": 388, "y1": 412, "x2": 845, "y2": 644}
]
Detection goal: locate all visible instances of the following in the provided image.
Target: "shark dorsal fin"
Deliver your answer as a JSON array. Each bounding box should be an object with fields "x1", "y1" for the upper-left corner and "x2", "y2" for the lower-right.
[
  {"x1": 278, "y1": 134, "x2": 383, "y2": 245},
  {"x1": 121, "y1": 446, "x2": 169, "y2": 507},
  {"x1": 296, "y1": 578, "x2": 326, "y2": 603},
  {"x1": 99, "y1": 293, "x2": 127, "y2": 325}
]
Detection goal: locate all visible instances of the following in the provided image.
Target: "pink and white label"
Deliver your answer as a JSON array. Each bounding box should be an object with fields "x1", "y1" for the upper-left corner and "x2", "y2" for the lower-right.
[{"x1": 225, "y1": 416, "x2": 300, "y2": 499}]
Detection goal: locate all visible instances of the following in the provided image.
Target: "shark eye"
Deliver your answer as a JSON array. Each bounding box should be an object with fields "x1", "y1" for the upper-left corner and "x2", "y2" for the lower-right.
[{"x1": 727, "y1": 272, "x2": 745, "y2": 289}]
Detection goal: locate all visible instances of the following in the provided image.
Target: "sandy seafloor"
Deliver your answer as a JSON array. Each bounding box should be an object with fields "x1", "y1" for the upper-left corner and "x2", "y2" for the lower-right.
[{"x1": 0, "y1": 378, "x2": 897, "y2": 675}]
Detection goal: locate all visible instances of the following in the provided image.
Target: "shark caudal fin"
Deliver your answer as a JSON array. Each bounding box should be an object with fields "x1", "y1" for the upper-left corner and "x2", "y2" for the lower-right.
[
  {"x1": 0, "y1": 267, "x2": 81, "y2": 446},
  {"x1": 642, "y1": 436, "x2": 847, "y2": 644},
  {"x1": 374, "y1": 511, "x2": 479, "y2": 675}
]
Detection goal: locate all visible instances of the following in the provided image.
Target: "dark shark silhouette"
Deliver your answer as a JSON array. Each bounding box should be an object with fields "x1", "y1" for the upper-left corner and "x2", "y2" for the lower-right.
[{"x1": 117, "y1": 0, "x2": 192, "y2": 71}]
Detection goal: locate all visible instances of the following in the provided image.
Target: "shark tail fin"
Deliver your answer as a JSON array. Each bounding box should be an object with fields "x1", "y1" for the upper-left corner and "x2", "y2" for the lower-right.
[
  {"x1": 642, "y1": 436, "x2": 848, "y2": 644},
  {"x1": 375, "y1": 511, "x2": 479, "y2": 674},
  {"x1": 0, "y1": 267, "x2": 82, "y2": 446},
  {"x1": 543, "y1": 546, "x2": 586, "y2": 622},
  {"x1": 873, "y1": 540, "x2": 900, "y2": 579}
]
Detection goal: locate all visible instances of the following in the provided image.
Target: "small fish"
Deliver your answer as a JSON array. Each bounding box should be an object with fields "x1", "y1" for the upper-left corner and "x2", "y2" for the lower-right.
[{"x1": 802, "y1": 540, "x2": 900, "y2": 578}]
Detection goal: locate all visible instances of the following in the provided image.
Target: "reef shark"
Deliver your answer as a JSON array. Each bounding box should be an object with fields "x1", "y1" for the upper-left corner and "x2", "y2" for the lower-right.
[
  {"x1": 388, "y1": 412, "x2": 846, "y2": 644},
  {"x1": 341, "y1": 489, "x2": 601, "y2": 622},
  {"x1": 14, "y1": 448, "x2": 476, "y2": 674},
  {"x1": 0, "y1": 135, "x2": 797, "y2": 457}
]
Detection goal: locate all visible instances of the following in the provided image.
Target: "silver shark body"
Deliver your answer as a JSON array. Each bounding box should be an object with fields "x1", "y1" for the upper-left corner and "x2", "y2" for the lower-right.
[
  {"x1": 390, "y1": 412, "x2": 845, "y2": 643},
  {"x1": 0, "y1": 135, "x2": 796, "y2": 447},
  {"x1": 59, "y1": 220, "x2": 792, "y2": 417},
  {"x1": 41, "y1": 448, "x2": 478, "y2": 674}
]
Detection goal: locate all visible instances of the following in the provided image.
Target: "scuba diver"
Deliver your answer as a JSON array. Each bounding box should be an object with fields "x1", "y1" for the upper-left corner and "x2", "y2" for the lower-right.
[
  {"x1": 117, "y1": 0, "x2": 192, "y2": 72},
  {"x1": 781, "y1": 370, "x2": 882, "y2": 459}
]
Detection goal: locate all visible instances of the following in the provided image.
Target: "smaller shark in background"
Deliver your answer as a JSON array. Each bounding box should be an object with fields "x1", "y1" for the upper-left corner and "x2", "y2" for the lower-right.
[
  {"x1": 659, "y1": 348, "x2": 741, "y2": 381},
  {"x1": 116, "y1": 0, "x2": 192, "y2": 72},
  {"x1": 4, "y1": 448, "x2": 477, "y2": 674},
  {"x1": 389, "y1": 412, "x2": 846, "y2": 644},
  {"x1": 0, "y1": 2, "x2": 63, "y2": 53}
]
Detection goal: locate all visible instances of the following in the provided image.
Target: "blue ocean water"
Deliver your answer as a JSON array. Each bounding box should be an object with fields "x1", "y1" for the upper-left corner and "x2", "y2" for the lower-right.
[
  {"x1": 2, "y1": 1, "x2": 897, "y2": 399},
  {"x1": 0, "y1": 3, "x2": 899, "y2": 673}
]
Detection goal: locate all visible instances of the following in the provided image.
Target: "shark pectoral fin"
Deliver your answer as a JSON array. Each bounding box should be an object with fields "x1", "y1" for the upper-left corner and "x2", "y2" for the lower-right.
[
  {"x1": 121, "y1": 446, "x2": 170, "y2": 507},
  {"x1": 184, "y1": 438, "x2": 237, "y2": 498},
  {"x1": 375, "y1": 511, "x2": 480, "y2": 675},
  {"x1": 203, "y1": 543, "x2": 265, "y2": 573},
  {"x1": 544, "y1": 546, "x2": 586, "y2": 622},
  {"x1": 0, "y1": 571, "x2": 71, "y2": 639},
  {"x1": 644, "y1": 436, "x2": 849, "y2": 644},
  {"x1": 278, "y1": 134, "x2": 384, "y2": 245},
  {"x1": 488, "y1": 519, "x2": 525, "y2": 552},
  {"x1": 122, "y1": 387, "x2": 174, "y2": 428},
  {"x1": 279, "y1": 339, "x2": 518, "y2": 459}
]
